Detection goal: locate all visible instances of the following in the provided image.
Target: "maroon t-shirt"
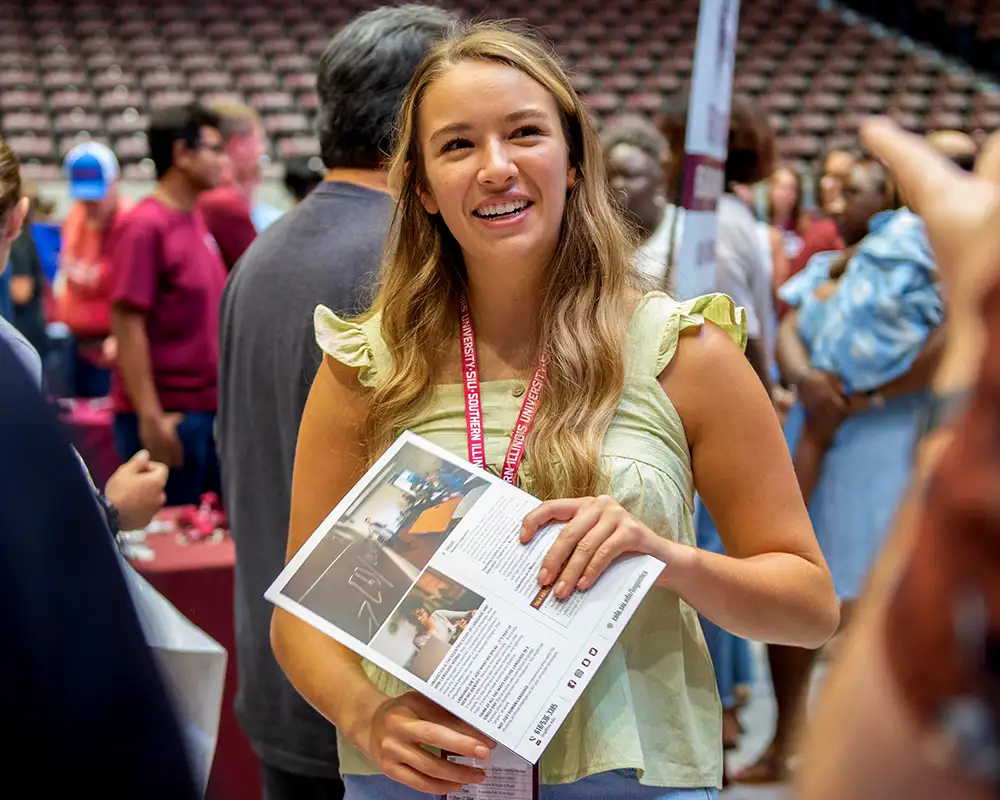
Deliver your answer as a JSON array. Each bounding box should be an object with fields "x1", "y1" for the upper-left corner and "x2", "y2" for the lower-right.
[
  {"x1": 197, "y1": 185, "x2": 257, "y2": 271},
  {"x1": 110, "y1": 196, "x2": 227, "y2": 414}
]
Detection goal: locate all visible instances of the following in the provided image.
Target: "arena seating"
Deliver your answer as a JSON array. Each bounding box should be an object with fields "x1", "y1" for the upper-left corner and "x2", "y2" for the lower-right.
[
  {"x1": 0, "y1": 0, "x2": 997, "y2": 180},
  {"x1": 842, "y1": 0, "x2": 1000, "y2": 77}
]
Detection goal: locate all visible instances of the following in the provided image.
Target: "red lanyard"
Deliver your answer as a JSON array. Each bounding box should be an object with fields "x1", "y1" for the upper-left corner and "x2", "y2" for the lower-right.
[
  {"x1": 459, "y1": 294, "x2": 546, "y2": 484},
  {"x1": 455, "y1": 294, "x2": 544, "y2": 796}
]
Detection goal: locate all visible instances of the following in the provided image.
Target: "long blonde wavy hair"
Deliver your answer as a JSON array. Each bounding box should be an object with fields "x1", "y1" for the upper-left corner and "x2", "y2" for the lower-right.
[{"x1": 364, "y1": 21, "x2": 642, "y2": 499}]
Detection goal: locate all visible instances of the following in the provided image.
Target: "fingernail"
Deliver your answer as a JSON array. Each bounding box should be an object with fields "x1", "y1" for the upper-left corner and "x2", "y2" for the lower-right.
[
  {"x1": 556, "y1": 580, "x2": 566, "y2": 598},
  {"x1": 475, "y1": 745, "x2": 490, "y2": 759},
  {"x1": 537, "y1": 568, "x2": 549, "y2": 585},
  {"x1": 577, "y1": 576, "x2": 590, "y2": 590}
]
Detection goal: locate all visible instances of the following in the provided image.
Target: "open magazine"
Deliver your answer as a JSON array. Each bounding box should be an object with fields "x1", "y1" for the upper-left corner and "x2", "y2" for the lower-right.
[{"x1": 266, "y1": 431, "x2": 665, "y2": 765}]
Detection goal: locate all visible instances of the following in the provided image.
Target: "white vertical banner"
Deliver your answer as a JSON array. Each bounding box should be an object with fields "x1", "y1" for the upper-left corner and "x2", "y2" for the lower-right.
[{"x1": 671, "y1": 0, "x2": 740, "y2": 300}]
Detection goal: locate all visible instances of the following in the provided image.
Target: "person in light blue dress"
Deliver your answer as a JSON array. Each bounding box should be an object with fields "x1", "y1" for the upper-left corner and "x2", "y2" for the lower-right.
[
  {"x1": 778, "y1": 204, "x2": 944, "y2": 507},
  {"x1": 778, "y1": 156, "x2": 944, "y2": 600},
  {"x1": 736, "y1": 158, "x2": 945, "y2": 784}
]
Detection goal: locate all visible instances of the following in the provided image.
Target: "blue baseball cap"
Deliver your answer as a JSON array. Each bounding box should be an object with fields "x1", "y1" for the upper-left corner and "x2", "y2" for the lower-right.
[{"x1": 64, "y1": 142, "x2": 120, "y2": 201}]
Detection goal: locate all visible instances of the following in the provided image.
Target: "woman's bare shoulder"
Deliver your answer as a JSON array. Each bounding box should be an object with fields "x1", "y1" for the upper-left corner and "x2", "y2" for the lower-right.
[
  {"x1": 295, "y1": 355, "x2": 372, "y2": 467},
  {"x1": 658, "y1": 321, "x2": 759, "y2": 443}
]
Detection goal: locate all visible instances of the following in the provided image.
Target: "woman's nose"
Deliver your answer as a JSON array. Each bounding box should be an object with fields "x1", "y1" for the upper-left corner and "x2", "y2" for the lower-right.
[{"x1": 479, "y1": 139, "x2": 517, "y2": 185}]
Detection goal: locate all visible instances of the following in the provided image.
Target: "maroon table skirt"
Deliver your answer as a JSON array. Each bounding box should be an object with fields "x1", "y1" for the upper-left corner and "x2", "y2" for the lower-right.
[{"x1": 60, "y1": 397, "x2": 122, "y2": 490}]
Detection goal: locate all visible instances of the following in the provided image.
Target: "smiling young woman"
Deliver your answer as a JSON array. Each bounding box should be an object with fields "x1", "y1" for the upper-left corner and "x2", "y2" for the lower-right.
[{"x1": 271, "y1": 21, "x2": 838, "y2": 800}]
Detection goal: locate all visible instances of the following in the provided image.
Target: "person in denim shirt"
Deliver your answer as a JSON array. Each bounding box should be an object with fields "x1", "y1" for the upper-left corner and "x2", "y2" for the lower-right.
[
  {"x1": 737, "y1": 158, "x2": 945, "y2": 785},
  {"x1": 779, "y1": 200, "x2": 944, "y2": 501}
]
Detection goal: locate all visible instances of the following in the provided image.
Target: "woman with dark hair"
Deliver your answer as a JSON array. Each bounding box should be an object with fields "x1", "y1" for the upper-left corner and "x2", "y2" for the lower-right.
[{"x1": 780, "y1": 151, "x2": 854, "y2": 287}]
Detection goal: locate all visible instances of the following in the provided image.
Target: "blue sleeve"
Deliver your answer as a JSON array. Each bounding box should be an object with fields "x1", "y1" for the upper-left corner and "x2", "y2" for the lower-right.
[
  {"x1": 819, "y1": 212, "x2": 944, "y2": 392},
  {"x1": 777, "y1": 250, "x2": 839, "y2": 308}
]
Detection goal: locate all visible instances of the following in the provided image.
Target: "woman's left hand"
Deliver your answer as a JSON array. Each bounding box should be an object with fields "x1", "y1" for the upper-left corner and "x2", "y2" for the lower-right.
[{"x1": 520, "y1": 496, "x2": 667, "y2": 600}]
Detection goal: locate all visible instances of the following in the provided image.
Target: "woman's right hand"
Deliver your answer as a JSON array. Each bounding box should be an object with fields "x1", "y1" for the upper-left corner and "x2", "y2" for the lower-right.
[
  {"x1": 797, "y1": 369, "x2": 849, "y2": 429},
  {"x1": 365, "y1": 691, "x2": 494, "y2": 794}
]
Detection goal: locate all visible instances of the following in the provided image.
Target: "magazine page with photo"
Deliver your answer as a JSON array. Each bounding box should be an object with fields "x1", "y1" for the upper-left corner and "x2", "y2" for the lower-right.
[{"x1": 266, "y1": 431, "x2": 665, "y2": 763}]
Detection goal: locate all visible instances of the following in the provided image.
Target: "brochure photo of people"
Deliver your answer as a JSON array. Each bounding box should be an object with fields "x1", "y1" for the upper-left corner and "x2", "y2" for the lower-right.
[
  {"x1": 371, "y1": 567, "x2": 485, "y2": 681},
  {"x1": 276, "y1": 441, "x2": 490, "y2": 644}
]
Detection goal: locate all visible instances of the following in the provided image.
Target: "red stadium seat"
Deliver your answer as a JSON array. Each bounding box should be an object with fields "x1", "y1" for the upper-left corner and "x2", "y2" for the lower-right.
[
  {"x1": 893, "y1": 92, "x2": 931, "y2": 111},
  {"x1": 140, "y1": 72, "x2": 185, "y2": 90},
  {"x1": 625, "y1": 92, "x2": 664, "y2": 113},
  {"x1": 189, "y1": 72, "x2": 232, "y2": 91},
  {"x1": 180, "y1": 54, "x2": 221, "y2": 73},
  {"x1": 0, "y1": 69, "x2": 39, "y2": 89},
  {"x1": 201, "y1": 91, "x2": 247, "y2": 107},
  {"x1": 113, "y1": 134, "x2": 149, "y2": 162},
  {"x1": 99, "y1": 89, "x2": 146, "y2": 112},
  {"x1": 774, "y1": 74, "x2": 811, "y2": 93},
  {"x1": 887, "y1": 109, "x2": 924, "y2": 131},
  {"x1": 263, "y1": 112, "x2": 310, "y2": 136},
  {"x1": 59, "y1": 134, "x2": 112, "y2": 158},
  {"x1": 148, "y1": 90, "x2": 195, "y2": 109},
  {"x1": 1, "y1": 111, "x2": 50, "y2": 134},
  {"x1": 790, "y1": 112, "x2": 834, "y2": 135},
  {"x1": 49, "y1": 90, "x2": 97, "y2": 112},
  {"x1": 762, "y1": 92, "x2": 800, "y2": 113},
  {"x1": 94, "y1": 69, "x2": 139, "y2": 90},
  {"x1": 580, "y1": 91, "x2": 620, "y2": 115},
  {"x1": 935, "y1": 92, "x2": 972, "y2": 110},
  {"x1": 276, "y1": 135, "x2": 320, "y2": 159},
  {"x1": 54, "y1": 111, "x2": 103, "y2": 135},
  {"x1": 106, "y1": 110, "x2": 149, "y2": 135},
  {"x1": 971, "y1": 109, "x2": 1000, "y2": 130},
  {"x1": 925, "y1": 110, "x2": 969, "y2": 130},
  {"x1": 0, "y1": 89, "x2": 45, "y2": 111},
  {"x1": 122, "y1": 161, "x2": 156, "y2": 180},
  {"x1": 848, "y1": 92, "x2": 888, "y2": 112},
  {"x1": 5, "y1": 134, "x2": 55, "y2": 161},
  {"x1": 250, "y1": 91, "x2": 294, "y2": 111}
]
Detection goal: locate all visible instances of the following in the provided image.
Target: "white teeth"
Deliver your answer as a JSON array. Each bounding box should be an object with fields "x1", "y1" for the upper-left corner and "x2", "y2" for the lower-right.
[{"x1": 475, "y1": 199, "x2": 529, "y2": 218}]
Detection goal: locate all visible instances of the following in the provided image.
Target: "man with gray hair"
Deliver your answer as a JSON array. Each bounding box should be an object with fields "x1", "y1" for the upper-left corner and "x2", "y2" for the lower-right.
[{"x1": 216, "y1": 6, "x2": 457, "y2": 798}]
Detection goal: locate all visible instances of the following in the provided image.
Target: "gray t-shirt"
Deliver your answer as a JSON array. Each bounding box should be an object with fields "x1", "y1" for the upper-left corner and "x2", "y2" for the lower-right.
[{"x1": 217, "y1": 180, "x2": 393, "y2": 777}]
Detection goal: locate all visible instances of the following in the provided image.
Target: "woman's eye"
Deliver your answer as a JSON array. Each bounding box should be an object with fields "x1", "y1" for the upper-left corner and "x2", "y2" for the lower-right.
[
  {"x1": 512, "y1": 125, "x2": 544, "y2": 139},
  {"x1": 442, "y1": 137, "x2": 473, "y2": 153}
]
